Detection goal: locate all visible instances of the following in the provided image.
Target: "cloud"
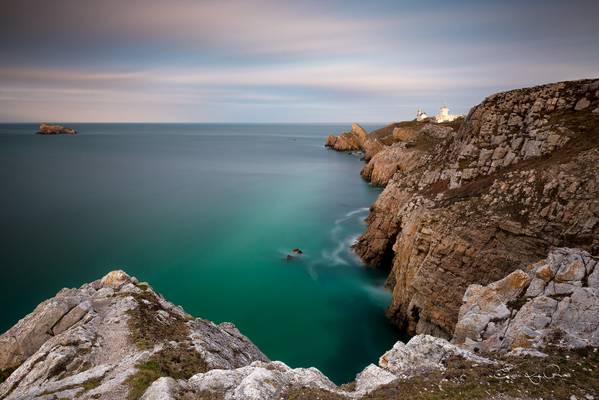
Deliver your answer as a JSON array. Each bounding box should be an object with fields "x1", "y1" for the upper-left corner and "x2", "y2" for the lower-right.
[{"x1": 0, "y1": 0, "x2": 598, "y2": 122}]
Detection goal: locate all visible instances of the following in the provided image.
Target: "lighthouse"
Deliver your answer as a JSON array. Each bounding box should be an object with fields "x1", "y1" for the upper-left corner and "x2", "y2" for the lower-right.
[
  {"x1": 434, "y1": 105, "x2": 461, "y2": 123},
  {"x1": 416, "y1": 108, "x2": 428, "y2": 121}
]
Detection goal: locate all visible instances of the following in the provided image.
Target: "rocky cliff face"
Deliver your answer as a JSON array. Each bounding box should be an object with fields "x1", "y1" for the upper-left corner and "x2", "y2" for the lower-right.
[
  {"x1": 0, "y1": 270, "x2": 502, "y2": 400},
  {"x1": 453, "y1": 247, "x2": 599, "y2": 352},
  {"x1": 0, "y1": 271, "x2": 267, "y2": 399},
  {"x1": 2, "y1": 264, "x2": 598, "y2": 399},
  {"x1": 351, "y1": 79, "x2": 599, "y2": 339}
]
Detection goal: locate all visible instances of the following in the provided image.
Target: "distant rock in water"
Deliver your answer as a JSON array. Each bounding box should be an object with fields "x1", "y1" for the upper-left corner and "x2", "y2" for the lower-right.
[
  {"x1": 37, "y1": 123, "x2": 77, "y2": 135},
  {"x1": 286, "y1": 248, "x2": 304, "y2": 261}
]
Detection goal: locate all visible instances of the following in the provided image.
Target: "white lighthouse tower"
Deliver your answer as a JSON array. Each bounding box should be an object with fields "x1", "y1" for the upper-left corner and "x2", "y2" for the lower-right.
[{"x1": 434, "y1": 105, "x2": 461, "y2": 123}]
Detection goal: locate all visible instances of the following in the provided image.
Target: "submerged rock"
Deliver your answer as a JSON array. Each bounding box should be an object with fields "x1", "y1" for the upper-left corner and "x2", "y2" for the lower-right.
[
  {"x1": 37, "y1": 123, "x2": 77, "y2": 135},
  {"x1": 285, "y1": 248, "x2": 304, "y2": 261}
]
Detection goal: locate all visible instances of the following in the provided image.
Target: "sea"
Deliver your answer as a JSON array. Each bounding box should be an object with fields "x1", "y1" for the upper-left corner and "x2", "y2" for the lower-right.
[{"x1": 0, "y1": 123, "x2": 401, "y2": 384}]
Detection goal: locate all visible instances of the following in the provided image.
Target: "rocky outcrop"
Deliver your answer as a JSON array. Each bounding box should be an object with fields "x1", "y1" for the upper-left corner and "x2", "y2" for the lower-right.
[
  {"x1": 0, "y1": 270, "x2": 266, "y2": 399},
  {"x1": 0, "y1": 270, "x2": 504, "y2": 400},
  {"x1": 325, "y1": 123, "x2": 368, "y2": 152},
  {"x1": 37, "y1": 123, "x2": 77, "y2": 135},
  {"x1": 361, "y1": 138, "x2": 385, "y2": 162},
  {"x1": 378, "y1": 334, "x2": 494, "y2": 378},
  {"x1": 353, "y1": 79, "x2": 599, "y2": 339},
  {"x1": 130, "y1": 334, "x2": 494, "y2": 400},
  {"x1": 361, "y1": 143, "x2": 423, "y2": 187},
  {"x1": 453, "y1": 247, "x2": 599, "y2": 353},
  {"x1": 2, "y1": 265, "x2": 598, "y2": 399}
]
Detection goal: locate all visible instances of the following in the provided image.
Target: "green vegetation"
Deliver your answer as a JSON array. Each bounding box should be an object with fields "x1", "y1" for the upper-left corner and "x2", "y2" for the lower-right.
[
  {"x1": 364, "y1": 347, "x2": 599, "y2": 400},
  {"x1": 125, "y1": 346, "x2": 209, "y2": 400},
  {"x1": 125, "y1": 291, "x2": 209, "y2": 399},
  {"x1": 284, "y1": 347, "x2": 599, "y2": 400},
  {"x1": 126, "y1": 291, "x2": 189, "y2": 350},
  {"x1": 124, "y1": 361, "x2": 163, "y2": 400}
]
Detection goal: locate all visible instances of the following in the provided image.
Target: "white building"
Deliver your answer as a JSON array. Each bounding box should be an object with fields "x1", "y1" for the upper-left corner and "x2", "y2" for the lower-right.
[
  {"x1": 434, "y1": 105, "x2": 461, "y2": 123},
  {"x1": 416, "y1": 108, "x2": 428, "y2": 121}
]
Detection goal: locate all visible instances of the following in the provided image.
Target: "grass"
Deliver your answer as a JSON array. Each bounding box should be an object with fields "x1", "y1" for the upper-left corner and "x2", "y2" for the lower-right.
[
  {"x1": 124, "y1": 290, "x2": 209, "y2": 399},
  {"x1": 282, "y1": 346, "x2": 599, "y2": 399},
  {"x1": 362, "y1": 347, "x2": 599, "y2": 399},
  {"x1": 124, "y1": 361, "x2": 162, "y2": 400},
  {"x1": 126, "y1": 291, "x2": 189, "y2": 350},
  {"x1": 125, "y1": 346, "x2": 209, "y2": 400}
]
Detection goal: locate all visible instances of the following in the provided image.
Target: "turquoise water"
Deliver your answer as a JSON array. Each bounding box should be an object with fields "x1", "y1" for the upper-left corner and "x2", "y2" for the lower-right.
[{"x1": 0, "y1": 123, "x2": 400, "y2": 384}]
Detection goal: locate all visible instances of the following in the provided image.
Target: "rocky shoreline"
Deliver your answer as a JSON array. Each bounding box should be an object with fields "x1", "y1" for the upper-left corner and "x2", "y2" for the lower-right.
[
  {"x1": 1, "y1": 252, "x2": 598, "y2": 399},
  {"x1": 327, "y1": 78, "x2": 599, "y2": 340},
  {"x1": 1, "y1": 79, "x2": 598, "y2": 399}
]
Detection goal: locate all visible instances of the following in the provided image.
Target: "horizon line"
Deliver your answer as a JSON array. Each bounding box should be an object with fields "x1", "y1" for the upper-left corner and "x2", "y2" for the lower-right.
[{"x1": 0, "y1": 121, "x2": 402, "y2": 125}]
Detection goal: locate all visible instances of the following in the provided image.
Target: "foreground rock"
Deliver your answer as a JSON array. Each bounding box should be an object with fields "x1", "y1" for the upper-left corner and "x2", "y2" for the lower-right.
[
  {"x1": 0, "y1": 271, "x2": 494, "y2": 400},
  {"x1": 1, "y1": 267, "x2": 598, "y2": 399},
  {"x1": 353, "y1": 79, "x2": 599, "y2": 338},
  {"x1": 0, "y1": 270, "x2": 267, "y2": 399},
  {"x1": 37, "y1": 123, "x2": 77, "y2": 135},
  {"x1": 454, "y1": 247, "x2": 599, "y2": 352}
]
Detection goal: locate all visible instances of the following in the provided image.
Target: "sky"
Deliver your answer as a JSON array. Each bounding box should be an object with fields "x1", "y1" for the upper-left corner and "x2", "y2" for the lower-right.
[{"x1": 0, "y1": 0, "x2": 598, "y2": 123}]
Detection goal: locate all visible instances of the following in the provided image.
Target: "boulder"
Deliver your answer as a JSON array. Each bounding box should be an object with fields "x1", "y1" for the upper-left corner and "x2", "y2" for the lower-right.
[
  {"x1": 453, "y1": 248, "x2": 599, "y2": 352},
  {"x1": 378, "y1": 335, "x2": 494, "y2": 378},
  {"x1": 187, "y1": 360, "x2": 337, "y2": 400}
]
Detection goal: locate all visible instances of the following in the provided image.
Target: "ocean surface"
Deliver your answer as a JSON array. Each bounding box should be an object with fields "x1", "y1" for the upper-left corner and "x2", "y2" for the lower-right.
[{"x1": 0, "y1": 123, "x2": 401, "y2": 384}]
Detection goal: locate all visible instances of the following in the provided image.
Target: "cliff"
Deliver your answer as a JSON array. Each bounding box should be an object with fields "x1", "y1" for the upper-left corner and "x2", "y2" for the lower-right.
[
  {"x1": 2, "y1": 259, "x2": 599, "y2": 399},
  {"x1": 0, "y1": 270, "x2": 495, "y2": 400},
  {"x1": 348, "y1": 79, "x2": 599, "y2": 339}
]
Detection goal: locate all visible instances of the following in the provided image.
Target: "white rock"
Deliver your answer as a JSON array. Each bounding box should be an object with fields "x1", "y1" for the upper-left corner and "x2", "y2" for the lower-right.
[
  {"x1": 379, "y1": 335, "x2": 493, "y2": 377},
  {"x1": 141, "y1": 377, "x2": 181, "y2": 400},
  {"x1": 355, "y1": 364, "x2": 396, "y2": 393}
]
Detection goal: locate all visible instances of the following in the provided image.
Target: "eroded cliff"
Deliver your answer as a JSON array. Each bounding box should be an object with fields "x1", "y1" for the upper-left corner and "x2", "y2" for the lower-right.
[
  {"x1": 349, "y1": 79, "x2": 599, "y2": 338},
  {"x1": 2, "y1": 261, "x2": 599, "y2": 399}
]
